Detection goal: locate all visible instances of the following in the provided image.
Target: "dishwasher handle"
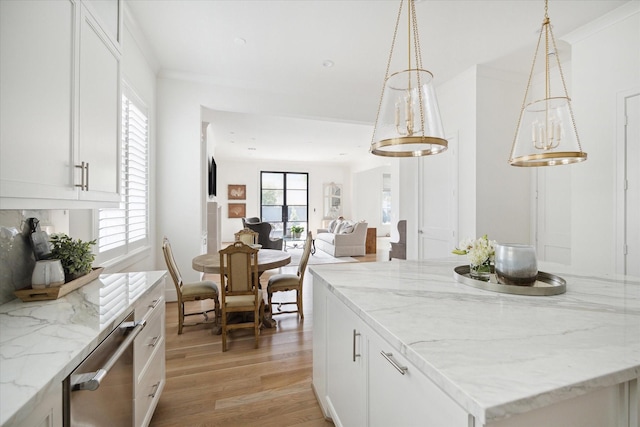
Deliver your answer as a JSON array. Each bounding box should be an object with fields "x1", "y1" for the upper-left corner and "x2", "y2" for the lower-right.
[{"x1": 71, "y1": 320, "x2": 146, "y2": 392}]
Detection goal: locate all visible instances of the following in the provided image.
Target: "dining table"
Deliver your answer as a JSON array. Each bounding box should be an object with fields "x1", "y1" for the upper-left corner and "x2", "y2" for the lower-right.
[
  {"x1": 191, "y1": 248, "x2": 291, "y2": 275},
  {"x1": 192, "y1": 248, "x2": 291, "y2": 329}
]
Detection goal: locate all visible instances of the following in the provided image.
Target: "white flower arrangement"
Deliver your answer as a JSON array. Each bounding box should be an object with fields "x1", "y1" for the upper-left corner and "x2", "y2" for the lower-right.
[{"x1": 452, "y1": 235, "x2": 497, "y2": 266}]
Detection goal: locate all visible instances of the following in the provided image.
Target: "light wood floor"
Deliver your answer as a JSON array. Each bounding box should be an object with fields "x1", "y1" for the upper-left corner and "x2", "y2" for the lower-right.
[{"x1": 150, "y1": 240, "x2": 389, "y2": 427}]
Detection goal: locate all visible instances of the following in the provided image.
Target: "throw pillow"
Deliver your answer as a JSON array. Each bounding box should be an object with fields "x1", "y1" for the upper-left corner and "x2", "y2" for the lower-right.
[{"x1": 340, "y1": 223, "x2": 355, "y2": 234}]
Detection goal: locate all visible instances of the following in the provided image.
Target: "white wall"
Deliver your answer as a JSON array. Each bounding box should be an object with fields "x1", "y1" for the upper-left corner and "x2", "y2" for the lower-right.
[
  {"x1": 214, "y1": 158, "x2": 351, "y2": 242},
  {"x1": 566, "y1": 2, "x2": 640, "y2": 273},
  {"x1": 353, "y1": 165, "x2": 392, "y2": 236}
]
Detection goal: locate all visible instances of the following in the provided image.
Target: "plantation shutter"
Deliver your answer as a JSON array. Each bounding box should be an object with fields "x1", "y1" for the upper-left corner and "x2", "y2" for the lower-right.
[{"x1": 97, "y1": 91, "x2": 149, "y2": 257}]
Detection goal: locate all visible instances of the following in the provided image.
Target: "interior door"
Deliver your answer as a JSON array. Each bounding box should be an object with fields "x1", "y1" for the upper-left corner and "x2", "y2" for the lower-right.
[
  {"x1": 418, "y1": 135, "x2": 458, "y2": 259},
  {"x1": 623, "y1": 93, "x2": 639, "y2": 276},
  {"x1": 535, "y1": 165, "x2": 572, "y2": 264}
]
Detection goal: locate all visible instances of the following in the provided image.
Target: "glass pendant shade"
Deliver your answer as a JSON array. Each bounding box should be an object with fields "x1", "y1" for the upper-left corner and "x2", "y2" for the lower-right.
[
  {"x1": 510, "y1": 96, "x2": 586, "y2": 166},
  {"x1": 370, "y1": 69, "x2": 447, "y2": 157},
  {"x1": 370, "y1": 0, "x2": 447, "y2": 158},
  {"x1": 509, "y1": 1, "x2": 587, "y2": 167}
]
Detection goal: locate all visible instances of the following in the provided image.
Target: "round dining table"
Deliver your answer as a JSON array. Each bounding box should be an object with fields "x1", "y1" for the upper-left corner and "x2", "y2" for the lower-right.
[{"x1": 192, "y1": 248, "x2": 291, "y2": 275}]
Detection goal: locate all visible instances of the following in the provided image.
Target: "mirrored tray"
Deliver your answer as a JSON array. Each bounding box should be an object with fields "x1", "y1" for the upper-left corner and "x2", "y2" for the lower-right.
[{"x1": 453, "y1": 265, "x2": 566, "y2": 296}]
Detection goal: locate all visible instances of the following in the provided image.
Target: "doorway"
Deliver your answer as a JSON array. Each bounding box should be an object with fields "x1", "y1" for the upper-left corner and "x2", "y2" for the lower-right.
[
  {"x1": 260, "y1": 172, "x2": 309, "y2": 239},
  {"x1": 418, "y1": 135, "x2": 458, "y2": 259},
  {"x1": 617, "y1": 90, "x2": 640, "y2": 275}
]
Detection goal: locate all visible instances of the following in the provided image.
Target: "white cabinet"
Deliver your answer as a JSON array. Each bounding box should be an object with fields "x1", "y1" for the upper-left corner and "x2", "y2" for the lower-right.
[
  {"x1": 0, "y1": 0, "x2": 77, "y2": 203},
  {"x1": 133, "y1": 282, "x2": 166, "y2": 427},
  {"x1": 318, "y1": 288, "x2": 468, "y2": 427},
  {"x1": 77, "y1": 5, "x2": 120, "y2": 200},
  {"x1": 0, "y1": 0, "x2": 121, "y2": 209},
  {"x1": 368, "y1": 332, "x2": 469, "y2": 427},
  {"x1": 325, "y1": 292, "x2": 367, "y2": 427},
  {"x1": 3, "y1": 382, "x2": 63, "y2": 427}
]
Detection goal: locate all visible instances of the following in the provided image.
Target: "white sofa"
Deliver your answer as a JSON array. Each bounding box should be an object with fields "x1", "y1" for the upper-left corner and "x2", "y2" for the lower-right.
[{"x1": 315, "y1": 220, "x2": 368, "y2": 257}]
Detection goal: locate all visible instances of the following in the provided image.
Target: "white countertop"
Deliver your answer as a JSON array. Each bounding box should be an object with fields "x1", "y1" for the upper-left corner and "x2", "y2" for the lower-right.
[
  {"x1": 310, "y1": 259, "x2": 640, "y2": 424},
  {"x1": 0, "y1": 271, "x2": 167, "y2": 426}
]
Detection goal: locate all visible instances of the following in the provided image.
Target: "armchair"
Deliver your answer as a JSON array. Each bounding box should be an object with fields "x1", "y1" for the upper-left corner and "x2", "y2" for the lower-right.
[
  {"x1": 242, "y1": 217, "x2": 283, "y2": 250},
  {"x1": 389, "y1": 220, "x2": 407, "y2": 260}
]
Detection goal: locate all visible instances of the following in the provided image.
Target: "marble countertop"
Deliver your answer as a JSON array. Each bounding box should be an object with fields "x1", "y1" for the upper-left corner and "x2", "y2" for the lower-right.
[
  {"x1": 310, "y1": 259, "x2": 640, "y2": 424},
  {"x1": 0, "y1": 270, "x2": 167, "y2": 426}
]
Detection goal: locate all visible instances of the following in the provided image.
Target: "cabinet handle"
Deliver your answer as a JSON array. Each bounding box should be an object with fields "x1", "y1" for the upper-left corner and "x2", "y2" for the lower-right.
[
  {"x1": 148, "y1": 381, "x2": 161, "y2": 398},
  {"x1": 352, "y1": 329, "x2": 361, "y2": 362},
  {"x1": 148, "y1": 336, "x2": 160, "y2": 347},
  {"x1": 380, "y1": 351, "x2": 408, "y2": 375},
  {"x1": 85, "y1": 162, "x2": 89, "y2": 191},
  {"x1": 148, "y1": 299, "x2": 161, "y2": 310},
  {"x1": 74, "y1": 162, "x2": 89, "y2": 191}
]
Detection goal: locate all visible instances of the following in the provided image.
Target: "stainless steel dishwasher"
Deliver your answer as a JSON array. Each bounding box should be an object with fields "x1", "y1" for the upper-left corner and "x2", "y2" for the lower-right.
[{"x1": 63, "y1": 311, "x2": 145, "y2": 426}]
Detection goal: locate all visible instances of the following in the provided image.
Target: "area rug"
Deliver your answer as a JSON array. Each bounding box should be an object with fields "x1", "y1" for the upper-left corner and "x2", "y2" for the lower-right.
[{"x1": 287, "y1": 247, "x2": 358, "y2": 267}]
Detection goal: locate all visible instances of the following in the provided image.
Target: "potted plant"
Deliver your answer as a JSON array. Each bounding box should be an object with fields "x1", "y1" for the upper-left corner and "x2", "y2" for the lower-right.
[
  {"x1": 290, "y1": 225, "x2": 304, "y2": 239},
  {"x1": 49, "y1": 233, "x2": 97, "y2": 282}
]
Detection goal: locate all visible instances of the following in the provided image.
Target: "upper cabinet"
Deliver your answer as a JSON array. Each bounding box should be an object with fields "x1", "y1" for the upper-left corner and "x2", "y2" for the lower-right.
[{"x1": 0, "y1": 0, "x2": 121, "y2": 209}]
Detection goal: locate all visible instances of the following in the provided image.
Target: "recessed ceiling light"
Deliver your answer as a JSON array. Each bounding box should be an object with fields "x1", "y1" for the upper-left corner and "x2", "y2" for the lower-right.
[
  {"x1": 322, "y1": 60, "x2": 334, "y2": 68},
  {"x1": 234, "y1": 37, "x2": 246, "y2": 45}
]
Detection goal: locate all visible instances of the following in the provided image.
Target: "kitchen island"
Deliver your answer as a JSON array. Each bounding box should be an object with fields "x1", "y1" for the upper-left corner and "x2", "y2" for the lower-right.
[
  {"x1": 310, "y1": 259, "x2": 640, "y2": 426},
  {"x1": 0, "y1": 271, "x2": 167, "y2": 427}
]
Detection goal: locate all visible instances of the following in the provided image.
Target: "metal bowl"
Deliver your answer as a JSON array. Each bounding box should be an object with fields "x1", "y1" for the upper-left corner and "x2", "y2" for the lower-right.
[{"x1": 494, "y1": 243, "x2": 538, "y2": 286}]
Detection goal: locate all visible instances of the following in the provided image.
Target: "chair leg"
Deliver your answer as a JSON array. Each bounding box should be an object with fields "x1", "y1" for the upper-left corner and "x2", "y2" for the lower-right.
[
  {"x1": 222, "y1": 310, "x2": 228, "y2": 352},
  {"x1": 267, "y1": 290, "x2": 273, "y2": 316},
  {"x1": 298, "y1": 289, "x2": 304, "y2": 319},
  {"x1": 178, "y1": 302, "x2": 185, "y2": 334}
]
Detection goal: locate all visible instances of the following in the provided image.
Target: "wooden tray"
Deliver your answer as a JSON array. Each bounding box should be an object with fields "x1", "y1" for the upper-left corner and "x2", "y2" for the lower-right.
[{"x1": 14, "y1": 267, "x2": 104, "y2": 302}]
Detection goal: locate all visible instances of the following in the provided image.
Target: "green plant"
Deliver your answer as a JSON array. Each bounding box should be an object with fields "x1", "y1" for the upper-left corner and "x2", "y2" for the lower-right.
[
  {"x1": 49, "y1": 234, "x2": 97, "y2": 279},
  {"x1": 290, "y1": 225, "x2": 304, "y2": 234}
]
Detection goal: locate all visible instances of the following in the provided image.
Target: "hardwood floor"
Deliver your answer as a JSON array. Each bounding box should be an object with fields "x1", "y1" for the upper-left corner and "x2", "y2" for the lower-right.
[{"x1": 150, "y1": 239, "x2": 389, "y2": 426}]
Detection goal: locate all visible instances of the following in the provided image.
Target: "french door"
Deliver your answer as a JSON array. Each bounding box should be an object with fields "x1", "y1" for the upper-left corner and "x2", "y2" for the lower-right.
[{"x1": 260, "y1": 172, "x2": 308, "y2": 239}]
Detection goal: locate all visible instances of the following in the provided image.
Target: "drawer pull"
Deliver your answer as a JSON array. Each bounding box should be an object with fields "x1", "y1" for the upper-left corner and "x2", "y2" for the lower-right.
[
  {"x1": 148, "y1": 381, "x2": 161, "y2": 398},
  {"x1": 148, "y1": 298, "x2": 161, "y2": 310},
  {"x1": 352, "y1": 329, "x2": 361, "y2": 362},
  {"x1": 381, "y1": 351, "x2": 408, "y2": 375},
  {"x1": 148, "y1": 336, "x2": 160, "y2": 347}
]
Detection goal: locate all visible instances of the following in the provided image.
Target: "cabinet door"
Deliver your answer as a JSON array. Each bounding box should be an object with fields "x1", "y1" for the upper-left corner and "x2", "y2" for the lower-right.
[
  {"x1": 326, "y1": 293, "x2": 367, "y2": 427},
  {"x1": 368, "y1": 332, "x2": 469, "y2": 427},
  {"x1": 77, "y1": 7, "x2": 120, "y2": 201},
  {"x1": 0, "y1": 0, "x2": 77, "y2": 202}
]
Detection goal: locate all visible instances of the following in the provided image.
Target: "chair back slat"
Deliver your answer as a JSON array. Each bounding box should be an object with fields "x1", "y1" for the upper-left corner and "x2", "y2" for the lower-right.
[
  {"x1": 234, "y1": 228, "x2": 259, "y2": 246},
  {"x1": 162, "y1": 237, "x2": 183, "y2": 289},
  {"x1": 219, "y1": 241, "x2": 259, "y2": 296},
  {"x1": 298, "y1": 231, "x2": 313, "y2": 277}
]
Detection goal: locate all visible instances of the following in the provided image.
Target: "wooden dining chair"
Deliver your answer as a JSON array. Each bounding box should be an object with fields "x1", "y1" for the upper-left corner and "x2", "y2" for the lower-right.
[
  {"x1": 234, "y1": 228, "x2": 259, "y2": 246},
  {"x1": 267, "y1": 231, "x2": 313, "y2": 319},
  {"x1": 162, "y1": 237, "x2": 220, "y2": 334},
  {"x1": 218, "y1": 241, "x2": 265, "y2": 351}
]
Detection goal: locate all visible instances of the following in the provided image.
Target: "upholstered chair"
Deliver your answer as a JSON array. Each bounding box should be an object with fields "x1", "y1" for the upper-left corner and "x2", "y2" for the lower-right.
[
  {"x1": 243, "y1": 220, "x2": 284, "y2": 250},
  {"x1": 267, "y1": 231, "x2": 313, "y2": 319},
  {"x1": 389, "y1": 220, "x2": 407, "y2": 260},
  {"x1": 162, "y1": 237, "x2": 220, "y2": 334},
  {"x1": 218, "y1": 241, "x2": 265, "y2": 351}
]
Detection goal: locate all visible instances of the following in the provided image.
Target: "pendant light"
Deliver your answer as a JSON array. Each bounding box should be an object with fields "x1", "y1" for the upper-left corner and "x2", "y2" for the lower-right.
[
  {"x1": 370, "y1": 0, "x2": 447, "y2": 157},
  {"x1": 509, "y1": 0, "x2": 587, "y2": 167}
]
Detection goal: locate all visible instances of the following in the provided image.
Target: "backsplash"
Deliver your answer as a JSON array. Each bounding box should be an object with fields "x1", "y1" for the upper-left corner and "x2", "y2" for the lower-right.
[{"x1": 0, "y1": 210, "x2": 69, "y2": 304}]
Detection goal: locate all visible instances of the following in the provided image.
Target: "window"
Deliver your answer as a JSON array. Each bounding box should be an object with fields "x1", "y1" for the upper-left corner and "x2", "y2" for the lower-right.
[
  {"x1": 97, "y1": 89, "x2": 149, "y2": 259},
  {"x1": 260, "y1": 172, "x2": 308, "y2": 238},
  {"x1": 382, "y1": 173, "x2": 391, "y2": 224}
]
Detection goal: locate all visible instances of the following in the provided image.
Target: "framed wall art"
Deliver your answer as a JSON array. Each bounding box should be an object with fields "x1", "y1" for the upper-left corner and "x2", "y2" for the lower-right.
[
  {"x1": 228, "y1": 184, "x2": 246, "y2": 200},
  {"x1": 228, "y1": 203, "x2": 246, "y2": 218}
]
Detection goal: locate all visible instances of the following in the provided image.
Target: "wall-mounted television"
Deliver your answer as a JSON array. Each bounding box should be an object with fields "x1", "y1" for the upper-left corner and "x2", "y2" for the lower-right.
[{"x1": 208, "y1": 156, "x2": 217, "y2": 197}]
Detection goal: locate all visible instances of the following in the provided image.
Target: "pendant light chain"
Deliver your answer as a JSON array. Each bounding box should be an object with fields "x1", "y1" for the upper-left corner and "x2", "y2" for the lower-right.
[
  {"x1": 371, "y1": 0, "x2": 405, "y2": 145},
  {"x1": 411, "y1": 0, "x2": 427, "y2": 138},
  {"x1": 509, "y1": 21, "x2": 545, "y2": 162}
]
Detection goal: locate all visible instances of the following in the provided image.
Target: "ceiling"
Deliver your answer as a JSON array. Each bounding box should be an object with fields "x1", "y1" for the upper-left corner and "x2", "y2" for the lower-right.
[{"x1": 126, "y1": 0, "x2": 628, "y2": 164}]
